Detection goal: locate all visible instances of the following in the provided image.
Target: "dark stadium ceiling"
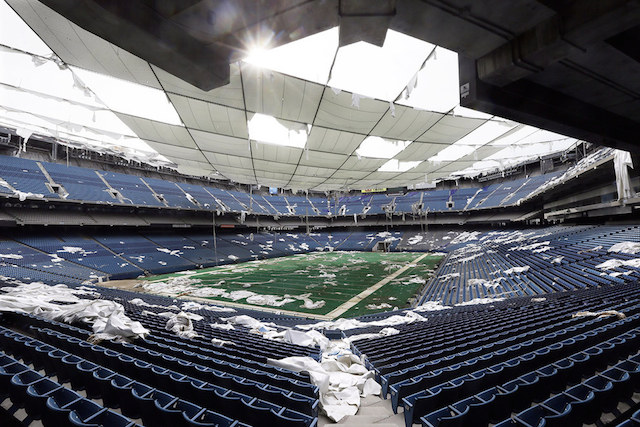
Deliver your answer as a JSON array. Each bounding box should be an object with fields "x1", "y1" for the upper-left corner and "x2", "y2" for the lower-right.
[{"x1": 0, "y1": 0, "x2": 638, "y2": 191}]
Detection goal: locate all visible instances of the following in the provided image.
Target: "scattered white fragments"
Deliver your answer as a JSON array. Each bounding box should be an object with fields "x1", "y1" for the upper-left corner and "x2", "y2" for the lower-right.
[
  {"x1": 438, "y1": 272, "x2": 460, "y2": 281},
  {"x1": 573, "y1": 310, "x2": 626, "y2": 320},
  {"x1": 156, "y1": 247, "x2": 182, "y2": 257},
  {"x1": 503, "y1": 266, "x2": 530, "y2": 275},
  {"x1": 142, "y1": 277, "x2": 326, "y2": 310},
  {"x1": 126, "y1": 298, "x2": 179, "y2": 311},
  {"x1": 297, "y1": 311, "x2": 427, "y2": 331},
  {"x1": 0, "y1": 253, "x2": 23, "y2": 259},
  {"x1": 413, "y1": 301, "x2": 451, "y2": 312},
  {"x1": 407, "y1": 235, "x2": 423, "y2": 245},
  {"x1": 455, "y1": 297, "x2": 505, "y2": 306},
  {"x1": 346, "y1": 327, "x2": 400, "y2": 343},
  {"x1": 365, "y1": 303, "x2": 392, "y2": 310},
  {"x1": 467, "y1": 278, "x2": 504, "y2": 289},
  {"x1": 246, "y1": 294, "x2": 296, "y2": 307},
  {"x1": 221, "y1": 314, "x2": 278, "y2": 333},
  {"x1": 179, "y1": 301, "x2": 235, "y2": 313}
]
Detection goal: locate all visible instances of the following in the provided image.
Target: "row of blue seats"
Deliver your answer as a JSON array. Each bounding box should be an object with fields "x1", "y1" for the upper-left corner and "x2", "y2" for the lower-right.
[
  {"x1": 419, "y1": 224, "x2": 640, "y2": 305},
  {"x1": 376, "y1": 300, "x2": 615, "y2": 390},
  {"x1": 28, "y1": 325, "x2": 317, "y2": 427},
  {"x1": 0, "y1": 154, "x2": 565, "y2": 217},
  {"x1": 333, "y1": 173, "x2": 562, "y2": 216},
  {"x1": 494, "y1": 353, "x2": 640, "y2": 427},
  {"x1": 353, "y1": 279, "x2": 639, "y2": 336},
  {"x1": 0, "y1": 325, "x2": 249, "y2": 427},
  {"x1": 347, "y1": 283, "x2": 640, "y2": 426},
  {"x1": 123, "y1": 310, "x2": 319, "y2": 366},
  {"x1": 0, "y1": 239, "x2": 105, "y2": 281},
  {"x1": 0, "y1": 155, "x2": 319, "y2": 215},
  {"x1": 360, "y1": 285, "x2": 638, "y2": 375},
  {"x1": 14, "y1": 235, "x2": 144, "y2": 278},
  {"x1": 424, "y1": 348, "x2": 639, "y2": 427},
  {"x1": 0, "y1": 264, "x2": 86, "y2": 286},
  {"x1": 403, "y1": 310, "x2": 640, "y2": 426},
  {"x1": 395, "y1": 309, "x2": 631, "y2": 416},
  {"x1": 7, "y1": 309, "x2": 317, "y2": 388},
  {"x1": 0, "y1": 348, "x2": 141, "y2": 427}
]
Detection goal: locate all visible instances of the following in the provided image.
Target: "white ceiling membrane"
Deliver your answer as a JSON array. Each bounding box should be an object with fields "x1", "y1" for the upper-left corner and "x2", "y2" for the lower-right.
[{"x1": 1, "y1": 1, "x2": 583, "y2": 189}]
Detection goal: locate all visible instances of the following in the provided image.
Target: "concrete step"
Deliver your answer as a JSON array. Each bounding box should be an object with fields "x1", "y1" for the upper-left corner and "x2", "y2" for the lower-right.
[{"x1": 322, "y1": 407, "x2": 403, "y2": 426}]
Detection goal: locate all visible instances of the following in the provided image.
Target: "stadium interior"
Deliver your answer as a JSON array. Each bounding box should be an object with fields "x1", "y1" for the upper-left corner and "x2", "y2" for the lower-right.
[{"x1": 0, "y1": 1, "x2": 639, "y2": 426}]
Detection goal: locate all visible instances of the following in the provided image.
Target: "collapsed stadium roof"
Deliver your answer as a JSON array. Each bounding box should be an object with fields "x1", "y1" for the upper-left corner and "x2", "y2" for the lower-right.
[{"x1": 0, "y1": 0, "x2": 583, "y2": 191}]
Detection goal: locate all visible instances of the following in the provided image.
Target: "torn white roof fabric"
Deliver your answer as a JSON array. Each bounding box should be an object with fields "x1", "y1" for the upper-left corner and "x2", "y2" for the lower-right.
[
  {"x1": 0, "y1": 282, "x2": 148, "y2": 342},
  {"x1": 0, "y1": 0, "x2": 583, "y2": 189}
]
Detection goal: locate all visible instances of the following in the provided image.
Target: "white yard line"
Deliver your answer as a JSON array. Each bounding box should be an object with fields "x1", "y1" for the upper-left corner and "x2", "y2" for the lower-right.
[{"x1": 325, "y1": 253, "x2": 429, "y2": 319}]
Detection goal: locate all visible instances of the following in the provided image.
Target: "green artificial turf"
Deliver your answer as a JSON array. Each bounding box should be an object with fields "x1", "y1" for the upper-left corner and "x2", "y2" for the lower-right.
[{"x1": 141, "y1": 251, "x2": 443, "y2": 318}]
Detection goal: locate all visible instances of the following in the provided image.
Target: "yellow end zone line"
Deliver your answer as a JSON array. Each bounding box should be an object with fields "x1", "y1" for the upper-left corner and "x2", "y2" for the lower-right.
[{"x1": 324, "y1": 253, "x2": 430, "y2": 319}]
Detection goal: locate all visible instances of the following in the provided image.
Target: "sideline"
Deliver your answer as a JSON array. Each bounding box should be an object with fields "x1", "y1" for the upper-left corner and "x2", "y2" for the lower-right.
[
  {"x1": 176, "y1": 295, "x2": 333, "y2": 320},
  {"x1": 325, "y1": 253, "x2": 429, "y2": 318}
]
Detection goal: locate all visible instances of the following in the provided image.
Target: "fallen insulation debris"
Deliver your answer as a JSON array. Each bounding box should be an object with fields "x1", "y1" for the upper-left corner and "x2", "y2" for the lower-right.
[
  {"x1": 572, "y1": 310, "x2": 626, "y2": 319},
  {"x1": 596, "y1": 258, "x2": 640, "y2": 270},
  {"x1": 455, "y1": 297, "x2": 505, "y2": 306},
  {"x1": 268, "y1": 340, "x2": 381, "y2": 422},
  {"x1": 159, "y1": 311, "x2": 202, "y2": 339},
  {"x1": 141, "y1": 278, "x2": 326, "y2": 310},
  {"x1": 608, "y1": 241, "x2": 640, "y2": 255},
  {"x1": 503, "y1": 266, "x2": 530, "y2": 275},
  {"x1": 467, "y1": 277, "x2": 504, "y2": 289},
  {"x1": 0, "y1": 282, "x2": 148, "y2": 342},
  {"x1": 297, "y1": 311, "x2": 426, "y2": 331},
  {"x1": 365, "y1": 303, "x2": 392, "y2": 310}
]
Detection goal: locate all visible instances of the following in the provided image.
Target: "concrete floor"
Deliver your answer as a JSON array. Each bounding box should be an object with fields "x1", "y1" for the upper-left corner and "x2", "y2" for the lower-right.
[{"x1": 318, "y1": 394, "x2": 406, "y2": 427}]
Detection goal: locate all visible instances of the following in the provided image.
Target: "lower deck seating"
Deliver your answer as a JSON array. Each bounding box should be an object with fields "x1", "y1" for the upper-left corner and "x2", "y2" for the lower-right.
[
  {"x1": 0, "y1": 274, "x2": 321, "y2": 426},
  {"x1": 350, "y1": 283, "x2": 640, "y2": 427},
  {"x1": 418, "y1": 224, "x2": 640, "y2": 305}
]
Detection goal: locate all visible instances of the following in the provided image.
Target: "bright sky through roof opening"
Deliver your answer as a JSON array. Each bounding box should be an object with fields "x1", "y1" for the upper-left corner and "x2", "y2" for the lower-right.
[
  {"x1": 71, "y1": 67, "x2": 183, "y2": 126},
  {"x1": 244, "y1": 28, "x2": 338, "y2": 84},
  {"x1": 397, "y1": 46, "x2": 459, "y2": 113},
  {"x1": 0, "y1": 49, "x2": 102, "y2": 110},
  {"x1": 329, "y1": 30, "x2": 434, "y2": 101},
  {"x1": 356, "y1": 136, "x2": 411, "y2": 159},
  {"x1": 248, "y1": 113, "x2": 309, "y2": 149},
  {"x1": 0, "y1": 0, "x2": 52, "y2": 56},
  {"x1": 378, "y1": 159, "x2": 422, "y2": 172},
  {"x1": 429, "y1": 121, "x2": 517, "y2": 163},
  {"x1": 243, "y1": 27, "x2": 436, "y2": 102}
]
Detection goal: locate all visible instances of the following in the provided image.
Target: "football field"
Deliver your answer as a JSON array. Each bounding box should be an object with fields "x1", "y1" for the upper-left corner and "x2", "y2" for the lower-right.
[{"x1": 139, "y1": 251, "x2": 444, "y2": 318}]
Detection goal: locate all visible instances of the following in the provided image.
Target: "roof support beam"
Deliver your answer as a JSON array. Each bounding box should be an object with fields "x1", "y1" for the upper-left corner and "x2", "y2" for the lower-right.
[
  {"x1": 459, "y1": 55, "x2": 639, "y2": 152},
  {"x1": 476, "y1": 0, "x2": 640, "y2": 87},
  {"x1": 338, "y1": 0, "x2": 395, "y2": 47}
]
